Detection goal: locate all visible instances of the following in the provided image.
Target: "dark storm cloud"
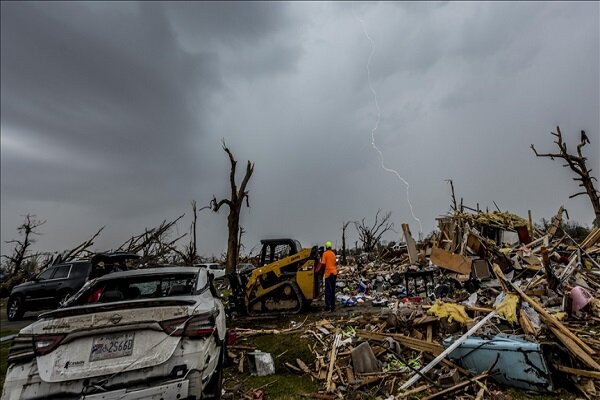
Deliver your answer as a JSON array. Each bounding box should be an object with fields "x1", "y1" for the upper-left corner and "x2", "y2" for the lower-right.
[
  {"x1": 1, "y1": 2, "x2": 598, "y2": 257},
  {"x1": 1, "y1": 2, "x2": 301, "y2": 222},
  {"x1": 166, "y1": 2, "x2": 290, "y2": 46}
]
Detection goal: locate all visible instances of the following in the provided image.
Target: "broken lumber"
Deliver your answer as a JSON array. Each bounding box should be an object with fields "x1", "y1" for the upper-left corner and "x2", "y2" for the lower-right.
[
  {"x1": 492, "y1": 265, "x2": 596, "y2": 354},
  {"x1": 397, "y1": 384, "x2": 430, "y2": 398},
  {"x1": 549, "y1": 326, "x2": 600, "y2": 371},
  {"x1": 423, "y1": 372, "x2": 490, "y2": 400},
  {"x1": 326, "y1": 334, "x2": 341, "y2": 393},
  {"x1": 492, "y1": 264, "x2": 600, "y2": 371},
  {"x1": 554, "y1": 364, "x2": 600, "y2": 379},
  {"x1": 430, "y1": 246, "x2": 472, "y2": 275},
  {"x1": 402, "y1": 223, "x2": 419, "y2": 264},
  {"x1": 399, "y1": 311, "x2": 497, "y2": 390}
]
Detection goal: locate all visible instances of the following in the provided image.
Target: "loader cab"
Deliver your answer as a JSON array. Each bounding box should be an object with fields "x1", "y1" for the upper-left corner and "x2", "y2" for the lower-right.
[{"x1": 260, "y1": 239, "x2": 302, "y2": 266}]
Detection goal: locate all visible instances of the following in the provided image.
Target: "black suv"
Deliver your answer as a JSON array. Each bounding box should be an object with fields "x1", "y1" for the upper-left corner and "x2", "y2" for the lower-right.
[{"x1": 6, "y1": 253, "x2": 139, "y2": 321}]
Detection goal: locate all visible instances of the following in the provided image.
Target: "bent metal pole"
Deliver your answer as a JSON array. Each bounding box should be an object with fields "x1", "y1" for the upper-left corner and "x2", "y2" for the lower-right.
[{"x1": 399, "y1": 311, "x2": 497, "y2": 391}]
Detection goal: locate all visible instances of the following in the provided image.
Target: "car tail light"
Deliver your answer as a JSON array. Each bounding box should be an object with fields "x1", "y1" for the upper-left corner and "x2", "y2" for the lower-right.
[
  {"x1": 33, "y1": 334, "x2": 65, "y2": 356},
  {"x1": 161, "y1": 313, "x2": 215, "y2": 338}
]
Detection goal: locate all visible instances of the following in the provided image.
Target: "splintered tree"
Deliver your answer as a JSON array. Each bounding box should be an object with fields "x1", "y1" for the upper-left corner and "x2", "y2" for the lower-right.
[
  {"x1": 531, "y1": 126, "x2": 600, "y2": 227},
  {"x1": 117, "y1": 215, "x2": 186, "y2": 264},
  {"x1": 211, "y1": 141, "x2": 254, "y2": 275},
  {"x1": 181, "y1": 201, "x2": 210, "y2": 265},
  {"x1": 49, "y1": 226, "x2": 105, "y2": 266},
  {"x1": 341, "y1": 221, "x2": 353, "y2": 265},
  {"x1": 2, "y1": 214, "x2": 45, "y2": 274},
  {"x1": 353, "y1": 209, "x2": 394, "y2": 253}
]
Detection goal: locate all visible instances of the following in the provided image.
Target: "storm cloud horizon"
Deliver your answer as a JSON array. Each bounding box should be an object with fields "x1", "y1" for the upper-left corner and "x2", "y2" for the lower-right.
[{"x1": 2, "y1": 2, "x2": 598, "y2": 258}]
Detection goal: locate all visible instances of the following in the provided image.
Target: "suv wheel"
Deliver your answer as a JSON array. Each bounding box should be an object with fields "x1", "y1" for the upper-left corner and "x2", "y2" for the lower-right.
[{"x1": 7, "y1": 295, "x2": 25, "y2": 321}]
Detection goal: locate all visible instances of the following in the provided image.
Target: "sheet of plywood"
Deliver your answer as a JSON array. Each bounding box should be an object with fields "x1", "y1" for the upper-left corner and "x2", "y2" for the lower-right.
[{"x1": 430, "y1": 246, "x2": 472, "y2": 275}]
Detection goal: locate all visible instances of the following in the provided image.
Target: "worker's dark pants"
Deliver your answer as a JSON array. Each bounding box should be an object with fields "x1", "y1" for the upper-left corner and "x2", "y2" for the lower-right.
[{"x1": 325, "y1": 274, "x2": 336, "y2": 311}]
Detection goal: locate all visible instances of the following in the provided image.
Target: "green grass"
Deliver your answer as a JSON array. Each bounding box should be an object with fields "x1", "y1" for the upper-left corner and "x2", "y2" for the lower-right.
[
  {"x1": 237, "y1": 374, "x2": 318, "y2": 399},
  {"x1": 224, "y1": 331, "x2": 319, "y2": 399}
]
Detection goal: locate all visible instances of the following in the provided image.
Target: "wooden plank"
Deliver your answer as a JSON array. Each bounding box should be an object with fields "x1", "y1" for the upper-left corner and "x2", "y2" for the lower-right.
[
  {"x1": 398, "y1": 384, "x2": 430, "y2": 398},
  {"x1": 519, "y1": 309, "x2": 537, "y2": 336},
  {"x1": 554, "y1": 364, "x2": 600, "y2": 379},
  {"x1": 356, "y1": 330, "x2": 443, "y2": 355},
  {"x1": 402, "y1": 223, "x2": 419, "y2": 264},
  {"x1": 285, "y1": 362, "x2": 302, "y2": 373},
  {"x1": 549, "y1": 326, "x2": 600, "y2": 371},
  {"x1": 326, "y1": 334, "x2": 341, "y2": 392},
  {"x1": 423, "y1": 373, "x2": 490, "y2": 400},
  {"x1": 427, "y1": 324, "x2": 433, "y2": 343},
  {"x1": 493, "y1": 264, "x2": 596, "y2": 356},
  {"x1": 297, "y1": 358, "x2": 313, "y2": 375},
  {"x1": 547, "y1": 206, "x2": 564, "y2": 239},
  {"x1": 430, "y1": 246, "x2": 472, "y2": 275},
  {"x1": 400, "y1": 311, "x2": 496, "y2": 390}
]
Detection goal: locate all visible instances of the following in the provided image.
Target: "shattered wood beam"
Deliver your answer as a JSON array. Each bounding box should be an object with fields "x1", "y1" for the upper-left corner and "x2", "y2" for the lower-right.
[
  {"x1": 430, "y1": 247, "x2": 472, "y2": 275},
  {"x1": 402, "y1": 223, "x2": 419, "y2": 264},
  {"x1": 398, "y1": 384, "x2": 430, "y2": 399},
  {"x1": 359, "y1": 329, "x2": 471, "y2": 375},
  {"x1": 492, "y1": 264, "x2": 600, "y2": 371},
  {"x1": 547, "y1": 206, "x2": 564, "y2": 239},
  {"x1": 554, "y1": 364, "x2": 600, "y2": 379},
  {"x1": 560, "y1": 228, "x2": 600, "y2": 280},
  {"x1": 549, "y1": 326, "x2": 600, "y2": 371},
  {"x1": 356, "y1": 331, "x2": 443, "y2": 355},
  {"x1": 399, "y1": 311, "x2": 497, "y2": 390},
  {"x1": 326, "y1": 334, "x2": 341, "y2": 393},
  {"x1": 422, "y1": 372, "x2": 490, "y2": 400}
]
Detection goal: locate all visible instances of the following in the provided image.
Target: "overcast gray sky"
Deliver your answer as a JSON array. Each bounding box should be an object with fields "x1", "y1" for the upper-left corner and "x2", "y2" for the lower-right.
[{"x1": 1, "y1": 1, "x2": 599, "y2": 258}]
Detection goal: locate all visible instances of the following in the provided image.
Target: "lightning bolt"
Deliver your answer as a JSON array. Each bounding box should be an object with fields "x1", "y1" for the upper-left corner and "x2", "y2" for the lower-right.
[{"x1": 353, "y1": 6, "x2": 423, "y2": 236}]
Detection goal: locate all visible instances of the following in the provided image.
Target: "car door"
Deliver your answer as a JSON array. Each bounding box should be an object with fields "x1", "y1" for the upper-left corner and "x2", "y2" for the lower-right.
[
  {"x1": 26, "y1": 266, "x2": 57, "y2": 310},
  {"x1": 43, "y1": 264, "x2": 72, "y2": 305}
]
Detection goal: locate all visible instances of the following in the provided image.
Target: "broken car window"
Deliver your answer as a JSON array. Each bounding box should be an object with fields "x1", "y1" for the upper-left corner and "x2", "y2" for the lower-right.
[{"x1": 70, "y1": 273, "x2": 200, "y2": 305}]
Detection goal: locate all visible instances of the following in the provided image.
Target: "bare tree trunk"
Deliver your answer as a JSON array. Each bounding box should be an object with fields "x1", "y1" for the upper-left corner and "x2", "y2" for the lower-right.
[
  {"x1": 2, "y1": 214, "x2": 46, "y2": 274},
  {"x1": 341, "y1": 221, "x2": 352, "y2": 266},
  {"x1": 190, "y1": 200, "x2": 198, "y2": 262},
  {"x1": 183, "y1": 201, "x2": 210, "y2": 265},
  {"x1": 446, "y1": 179, "x2": 457, "y2": 211},
  {"x1": 531, "y1": 126, "x2": 600, "y2": 226},
  {"x1": 353, "y1": 209, "x2": 394, "y2": 253},
  {"x1": 211, "y1": 141, "x2": 254, "y2": 275}
]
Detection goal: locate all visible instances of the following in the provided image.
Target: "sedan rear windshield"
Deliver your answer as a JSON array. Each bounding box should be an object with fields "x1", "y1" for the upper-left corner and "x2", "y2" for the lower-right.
[{"x1": 69, "y1": 273, "x2": 199, "y2": 306}]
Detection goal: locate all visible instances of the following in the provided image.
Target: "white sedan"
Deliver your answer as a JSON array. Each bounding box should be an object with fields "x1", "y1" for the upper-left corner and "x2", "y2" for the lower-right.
[
  {"x1": 194, "y1": 264, "x2": 226, "y2": 280},
  {"x1": 2, "y1": 266, "x2": 227, "y2": 400}
]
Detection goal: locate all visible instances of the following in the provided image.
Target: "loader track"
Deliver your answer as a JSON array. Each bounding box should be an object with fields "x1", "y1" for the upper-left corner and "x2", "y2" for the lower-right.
[{"x1": 246, "y1": 280, "x2": 305, "y2": 317}]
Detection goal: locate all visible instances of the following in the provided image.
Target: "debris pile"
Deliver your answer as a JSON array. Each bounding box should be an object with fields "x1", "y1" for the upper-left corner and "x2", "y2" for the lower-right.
[{"x1": 227, "y1": 207, "x2": 599, "y2": 398}]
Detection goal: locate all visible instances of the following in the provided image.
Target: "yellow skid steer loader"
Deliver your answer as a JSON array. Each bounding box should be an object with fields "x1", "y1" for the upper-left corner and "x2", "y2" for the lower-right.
[{"x1": 229, "y1": 239, "x2": 322, "y2": 316}]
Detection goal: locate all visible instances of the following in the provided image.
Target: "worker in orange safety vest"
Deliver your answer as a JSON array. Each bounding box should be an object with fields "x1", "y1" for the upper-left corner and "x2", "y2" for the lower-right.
[{"x1": 321, "y1": 241, "x2": 337, "y2": 312}]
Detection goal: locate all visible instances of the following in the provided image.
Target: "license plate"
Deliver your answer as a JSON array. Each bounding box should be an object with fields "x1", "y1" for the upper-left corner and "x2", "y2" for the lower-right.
[{"x1": 90, "y1": 332, "x2": 135, "y2": 361}]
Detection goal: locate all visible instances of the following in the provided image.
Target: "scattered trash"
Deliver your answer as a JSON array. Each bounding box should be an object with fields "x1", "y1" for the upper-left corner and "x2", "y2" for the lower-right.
[{"x1": 247, "y1": 351, "x2": 275, "y2": 376}]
